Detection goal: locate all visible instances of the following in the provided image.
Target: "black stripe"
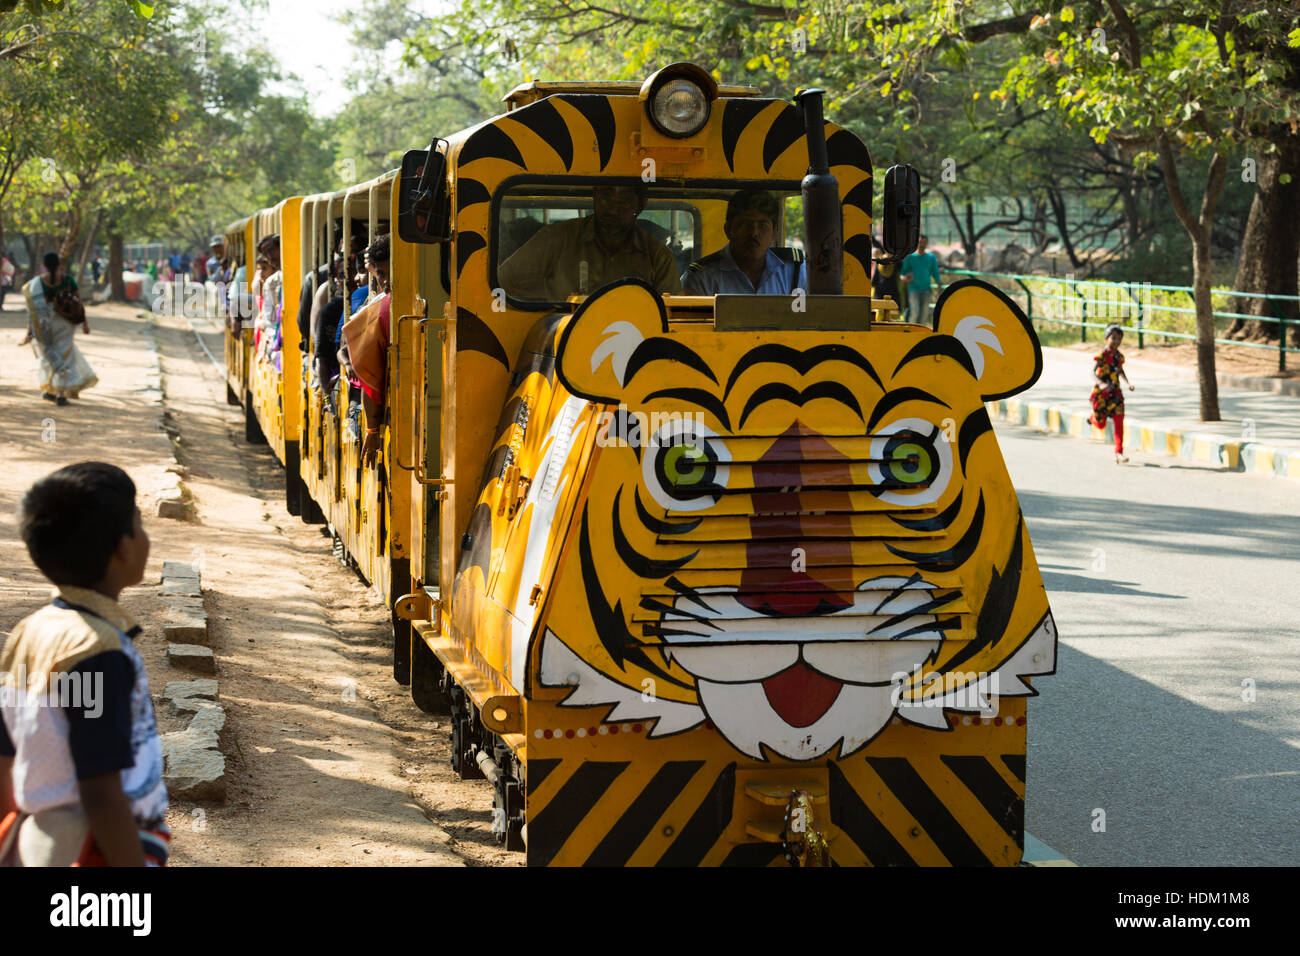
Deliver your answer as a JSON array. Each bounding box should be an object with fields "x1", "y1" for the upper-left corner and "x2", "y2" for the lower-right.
[
  {"x1": 577, "y1": 510, "x2": 694, "y2": 688},
  {"x1": 456, "y1": 178, "x2": 491, "y2": 215},
  {"x1": 721, "y1": 843, "x2": 784, "y2": 867},
  {"x1": 867, "y1": 756, "x2": 993, "y2": 866},
  {"x1": 508, "y1": 98, "x2": 574, "y2": 170},
  {"x1": 865, "y1": 386, "x2": 950, "y2": 434},
  {"x1": 459, "y1": 124, "x2": 525, "y2": 168},
  {"x1": 583, "y1": 761, "x2": 704, "y2": 866},
  {"x1": 738, "y1": 380, "x2": 861, "y2": 430},
  {"x1": 958, "y1": 407, "x2": 993, "y2": 470},
  {"x1": 642, "y1": 387, "x2": 732, "y2": 432},
  {"x1": 894, "y1": 334, "x2": 976, "y2": 378},
  {"x1": 844, "y1": 232, "x2": 875, "y2": 278},
  {"x1": 885, "y1": 492, "x2": 985, "y2": 571},
  {"x1": 528, "y1": 761, "x2": 629, "y2": 866},
  {"x1": 842, "y1": 175, "x2": 873, "y2": 216},
  {"x1": 455, "y1": 307, "x2": 509, "y2": 367},
  {"x1": 826, "y1": 127, "x2": 872, "y2": 173},
  {"x1": 762, "y1": 105, "x2": 805, "y2": 173},
  {"x1": 624, "y1": 336, "x2": 719, "y2": 385},
  {"x1": 867, "y1": 571, "x2": 924, "y2": 613},
  {"x1": 664, "y1": 575, "x2": 718, "y2": 615},
  {"x1": 724, "y1": 343, "x2": 883, "y2": 399},
  {"x1": 941, "y1": 755, "x2": 1024, "y2": 848},
  {"x1": 1001, "y1": 754, "x2": 1026, "y2": 783},
  {"x1": 634, "y1": 486, "x2": 702, "y2": 535},
  {"x1": 562, "y1": 94, "x2": 616, "y2": 170},
  {"x1": 722, "y1": 98, "x2": 771, "y2": 171},
  {"x1": 944, "y1": 515, "x2": 1024, "y2": 673},
  {"x1": 526, "y1": 758, "x2": 561, "y2": 793},
  {"x1": 828, "y1": 760, "x2": 916, "y2": 866},
  {"x1": 638, "y1": 595, "x2": 720, "y2": 630},
  {"x1": 457, "y1": 231, "x2": 486, "y2": 277},
  {"x1": 892, "y1": 490, "x2": 964, "y2": 531},
  {"x1": 655, "y1": 762, "x2": 736, "y2": 866},
  {"x1": 614, "y1": 489, "x2": 698, "y2": 577}
]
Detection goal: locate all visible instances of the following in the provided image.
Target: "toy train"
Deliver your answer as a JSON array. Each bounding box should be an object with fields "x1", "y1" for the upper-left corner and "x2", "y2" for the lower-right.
[{"x1": 221, "y1": 63, "x2": 1056, "y2": 866}]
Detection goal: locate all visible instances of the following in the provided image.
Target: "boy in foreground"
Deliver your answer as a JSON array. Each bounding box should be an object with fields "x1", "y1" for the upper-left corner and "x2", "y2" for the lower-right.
[{"x1": 0, "y1": 462, "x2": 169, "y2": 866}]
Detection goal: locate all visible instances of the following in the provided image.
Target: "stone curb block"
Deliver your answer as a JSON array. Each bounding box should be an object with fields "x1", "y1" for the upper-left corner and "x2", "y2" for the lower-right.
[
  {"x1": 167, "y1": 642, "x2": 216, "y2": 674},
  {"x1": 985, "y1": 398, "x2": 1299, "y2": 480},
  {"x1": 162, "y1": 728, "x2": 226, "y2": 802}
]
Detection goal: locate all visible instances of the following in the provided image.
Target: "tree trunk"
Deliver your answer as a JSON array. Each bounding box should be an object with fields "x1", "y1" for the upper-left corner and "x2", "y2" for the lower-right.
[
  {"x1": 108, "y1": 230, "x2": 127, "y2": 302},
  {"x1": 1191, "y1": 233, "x2": 1221, "y2": 421},
  {"x1": 1227, "y1": 131, "x2": 1300, "y2": 345},
  {"x1": 22, "y1": 233, "x2": 37, "y2": 280},
  {"x1": 964, "y1": 201, "x2": 978, "y2": 267},
  {"x1": 59, "y1": 205, "x2": 82, "y2": 264},
  {"x1": 1157, "y1": 133, "x2": 1223, "y2": 421},
  {"x1": 75, "y1": 209, "x2": 103, "y2": 290}
]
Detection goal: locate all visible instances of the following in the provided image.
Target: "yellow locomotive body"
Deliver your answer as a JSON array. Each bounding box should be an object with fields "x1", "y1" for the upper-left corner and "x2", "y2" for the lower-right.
[{"x1": 225, "y1": 65, "x2": 1056, "y2": 865}]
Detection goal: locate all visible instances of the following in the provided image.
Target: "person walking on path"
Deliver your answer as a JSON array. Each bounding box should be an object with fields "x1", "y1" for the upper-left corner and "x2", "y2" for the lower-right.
[
  {"x1": 1087, "y1": 323, "x2": 1136, "y2": 463},
  {"x1": 900, "y1": 235, "x2": 942, "y2": 323},
  {"x1": 1, "y1": 251, "x2": 16, "y2": 309},
  {"x1": 21, "y1": 252, "x2": 98, "y2": 406}
]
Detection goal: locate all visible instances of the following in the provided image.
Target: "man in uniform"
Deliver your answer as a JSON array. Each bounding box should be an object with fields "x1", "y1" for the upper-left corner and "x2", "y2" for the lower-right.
[
  {"x1": 499, "y1": 184, "x2": 681, "y2": 300},
  {"x1": 681, "y1": 189, "x2": 798, "y2": 295}
]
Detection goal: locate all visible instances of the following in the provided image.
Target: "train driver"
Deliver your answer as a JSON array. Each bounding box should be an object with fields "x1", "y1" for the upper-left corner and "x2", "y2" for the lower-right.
[
  {"x1": 681, "y1": 189, "x2": 799, "y2": 295},
  {"x1": 498, "y1": 184, "x2": 682, "y2": 300}
]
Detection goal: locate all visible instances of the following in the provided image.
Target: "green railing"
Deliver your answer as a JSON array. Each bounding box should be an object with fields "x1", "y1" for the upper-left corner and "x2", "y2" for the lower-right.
[{"x1": 941, "y1": 268, "x2": 1300, "y2": 373}]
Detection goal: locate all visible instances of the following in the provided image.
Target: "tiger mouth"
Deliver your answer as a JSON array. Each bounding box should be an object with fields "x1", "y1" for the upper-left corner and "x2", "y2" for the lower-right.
[{"x1": 659, "y1": 573, "x2": 952, "y2": 727}]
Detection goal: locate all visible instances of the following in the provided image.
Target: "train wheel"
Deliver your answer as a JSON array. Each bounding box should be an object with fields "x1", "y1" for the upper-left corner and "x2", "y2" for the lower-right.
[
  {"x1": 495, "y1": 746, "x2": 526, "y2": 851},
  {"x1": 243, "y1": 392, "x2": 266, "y2": 445},
  {"x1": 226, "y1": 382, "x2": 240, "y2": 406},
  {"x1": 448, "y1": 687, "x2": 484, "y2": 781},
  {"x1": 409, "y1": 630, "x2": 448, "y2": 713}
]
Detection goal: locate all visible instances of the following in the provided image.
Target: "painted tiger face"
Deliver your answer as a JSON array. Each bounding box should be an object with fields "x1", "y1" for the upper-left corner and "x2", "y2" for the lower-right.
[{"x1": 539, "y1": 278, "x2": 1056, "y2": 762}]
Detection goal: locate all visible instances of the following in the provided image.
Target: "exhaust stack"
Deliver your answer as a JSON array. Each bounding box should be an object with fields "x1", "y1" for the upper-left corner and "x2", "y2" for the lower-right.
[{"x1": 795, "y1": 89, "x2": 842, "y2": 295}]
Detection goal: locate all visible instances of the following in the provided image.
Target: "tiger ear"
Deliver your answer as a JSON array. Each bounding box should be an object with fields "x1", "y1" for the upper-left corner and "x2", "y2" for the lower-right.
[
  {"x1": 931, "y1": 279, "x2": 1043, "y2": 400},
  {"x1": 555, "y1": 278, "x2": 669, "y2": 404}
]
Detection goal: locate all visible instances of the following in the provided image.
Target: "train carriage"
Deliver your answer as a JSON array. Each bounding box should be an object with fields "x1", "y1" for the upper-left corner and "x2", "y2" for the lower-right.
[{"x1": 227, "y1": 63, "x2": 1057, "y2": 866}]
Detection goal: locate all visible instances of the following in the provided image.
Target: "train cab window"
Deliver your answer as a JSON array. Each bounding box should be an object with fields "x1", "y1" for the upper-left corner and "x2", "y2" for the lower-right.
[{"x1": 493, "y1": 180, "x2": 801, "y2": 308}]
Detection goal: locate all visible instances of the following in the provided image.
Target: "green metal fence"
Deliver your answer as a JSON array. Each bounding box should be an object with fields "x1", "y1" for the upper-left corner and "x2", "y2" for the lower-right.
[{"x1": 942, "y1": 268, "x2": 1300, "y2": 373}]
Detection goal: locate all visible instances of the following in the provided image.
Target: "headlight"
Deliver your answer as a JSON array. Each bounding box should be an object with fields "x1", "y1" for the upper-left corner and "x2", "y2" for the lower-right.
[
  {"x1": 651, "y1": 79, "x2": 710, "y2": 137},
  {"x1": 641, "y1": 63, "x2": 717, "y2": 139}
]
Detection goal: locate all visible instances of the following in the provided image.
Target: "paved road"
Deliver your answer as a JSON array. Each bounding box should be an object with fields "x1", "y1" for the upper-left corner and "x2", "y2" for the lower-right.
[{"x1": 998, "y1": 422, "x2": 1300, "y2": 866}]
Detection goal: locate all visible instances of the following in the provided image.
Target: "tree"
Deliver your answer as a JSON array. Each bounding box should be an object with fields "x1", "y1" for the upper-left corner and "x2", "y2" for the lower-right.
[{"x1": 913, "y1": 0, "x2": 1300, "y2": 421}]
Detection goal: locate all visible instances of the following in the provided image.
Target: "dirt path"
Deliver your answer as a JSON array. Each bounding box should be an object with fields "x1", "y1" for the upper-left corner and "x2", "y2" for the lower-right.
[{"x1": 0, "y1": 297, "x2": 517, "y2": 867}]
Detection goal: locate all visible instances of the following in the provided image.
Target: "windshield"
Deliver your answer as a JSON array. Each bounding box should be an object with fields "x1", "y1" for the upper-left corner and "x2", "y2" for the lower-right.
[{"x1": 494, "y1": 179, "x2": 804, "y2": 305}]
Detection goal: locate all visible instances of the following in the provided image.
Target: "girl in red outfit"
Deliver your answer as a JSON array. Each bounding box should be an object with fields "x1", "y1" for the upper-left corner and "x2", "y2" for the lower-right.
[{"x1": 1088, "y1": 323, "x2": 1135, "y2": 463}]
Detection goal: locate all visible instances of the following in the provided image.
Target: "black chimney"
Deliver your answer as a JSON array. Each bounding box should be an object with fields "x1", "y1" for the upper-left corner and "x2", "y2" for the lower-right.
[{"x1": 795, "y1": 88, "x2": 842, "y2": 295}]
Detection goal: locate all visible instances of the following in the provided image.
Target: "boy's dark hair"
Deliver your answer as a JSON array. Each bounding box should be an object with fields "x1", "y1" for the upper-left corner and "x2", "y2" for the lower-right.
[
  {"x1": 366, "y1": 233, "x2": 390, "y2": 264},
  {"x1": 19, "y1": 462, "x2": 138, "y2": 588}
]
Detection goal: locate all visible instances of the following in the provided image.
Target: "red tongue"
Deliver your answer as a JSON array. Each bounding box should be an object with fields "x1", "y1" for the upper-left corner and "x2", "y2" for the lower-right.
[{"x1": 762, "y1": 662, "x2": 843, "y2": 728}]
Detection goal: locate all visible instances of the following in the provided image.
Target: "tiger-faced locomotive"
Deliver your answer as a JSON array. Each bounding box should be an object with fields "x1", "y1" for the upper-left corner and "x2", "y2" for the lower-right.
[{"x1": 223, "y1": 63, "x2": 1056, "y2": 866}]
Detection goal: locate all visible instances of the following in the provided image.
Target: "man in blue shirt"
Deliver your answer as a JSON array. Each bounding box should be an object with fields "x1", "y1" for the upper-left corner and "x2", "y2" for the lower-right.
[
  {"x1": 900, "y1": 234, "x2": 942, "y2": 322},
  {"x1": 682, "y1": 190, "x2": 798, "y2": 295}
]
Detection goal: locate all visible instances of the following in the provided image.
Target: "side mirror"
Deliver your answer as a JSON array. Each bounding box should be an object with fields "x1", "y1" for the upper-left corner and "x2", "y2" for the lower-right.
[
  {"x1": 397, "y1": 142, "x2": 450, "y2": 244},
  {"x1": 880, "y1": 164, "x2": 920, "y2": 263}
]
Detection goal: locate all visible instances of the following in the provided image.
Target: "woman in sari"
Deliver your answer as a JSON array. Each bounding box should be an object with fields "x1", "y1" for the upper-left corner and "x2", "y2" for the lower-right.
[{"x1": 23, "y1": 252, "x2": 97, "y2": 406}]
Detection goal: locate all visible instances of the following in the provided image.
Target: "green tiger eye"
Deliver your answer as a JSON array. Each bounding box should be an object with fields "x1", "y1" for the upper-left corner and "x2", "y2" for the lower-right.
[{"x1": 664, "y1": 444, "x2": 706, "y2": 484}]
